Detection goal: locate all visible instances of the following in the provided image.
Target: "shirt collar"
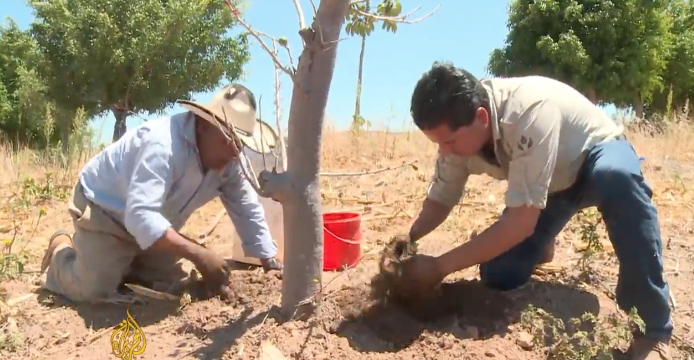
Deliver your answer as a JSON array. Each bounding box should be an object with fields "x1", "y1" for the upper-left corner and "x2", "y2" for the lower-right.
[
  {"x1": 482, "y1": 81, "x2": 502, "y2": 142},
  {"x1": 178, "y1": 111, "x2": 197, "y2": 147},
  {"x1": 481, "y1": 81, "x2": 506, "y2": 168}
]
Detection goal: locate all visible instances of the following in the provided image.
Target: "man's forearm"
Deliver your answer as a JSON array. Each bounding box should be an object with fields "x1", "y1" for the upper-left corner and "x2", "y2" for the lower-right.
[
  {"x1": 149, "y1": 228, "x2": 205, "y2": 263},
  {"x1": 436, "y1": 214, "x2": 532, "y2": 276},
  {"x1": 409, "y1": 198, "x2": 454, "y2": 241}
]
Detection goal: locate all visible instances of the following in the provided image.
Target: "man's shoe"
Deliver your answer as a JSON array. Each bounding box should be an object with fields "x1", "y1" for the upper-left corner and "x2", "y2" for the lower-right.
[
  {"x1": 629, "y1": 337, "x2": 672, "y2": 360},
  {"x1": 40, "y1": 230, "x2": 73, "y2": 273},
  {"x1": 260, "y1": 257, "x2": 283, "y2": 273}
]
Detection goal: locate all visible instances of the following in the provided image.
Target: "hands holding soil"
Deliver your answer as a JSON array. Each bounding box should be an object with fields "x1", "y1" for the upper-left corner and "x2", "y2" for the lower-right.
[
  {"x1": 191, "y1": 247, "x2": 235, "y2": 300},
  {"x1": 398, "y1": 254, "x2": 447, "y2": 299},
  {"x1": 372, "y1": 234, "x2": 448, "y2": 303}
]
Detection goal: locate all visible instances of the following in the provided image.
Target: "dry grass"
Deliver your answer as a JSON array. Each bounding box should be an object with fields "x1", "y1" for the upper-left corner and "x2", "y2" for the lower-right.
[{"x1": 0, "y1": 119, "x2": 691, "y2": 359}]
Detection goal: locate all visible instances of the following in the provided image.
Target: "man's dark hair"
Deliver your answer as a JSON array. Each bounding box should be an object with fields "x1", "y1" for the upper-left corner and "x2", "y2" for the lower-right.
[{"x1": 410, "y1": 61, "x2": 490, "y2": 131}]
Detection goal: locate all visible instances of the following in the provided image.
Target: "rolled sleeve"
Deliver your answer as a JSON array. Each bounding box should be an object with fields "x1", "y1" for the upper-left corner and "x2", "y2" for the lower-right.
[
  {"x1": 426, "y1": 153, "x2": 470, "y2": 208},
  {"x1": 124, "y1": 142, "x2": 174, "y2": 250},
  {"x1": 505, "y1": 101, "x2": 562, "y2": 209},
  {"x1": 219, "y1": 159, "x2": 277, "y2": 259}
]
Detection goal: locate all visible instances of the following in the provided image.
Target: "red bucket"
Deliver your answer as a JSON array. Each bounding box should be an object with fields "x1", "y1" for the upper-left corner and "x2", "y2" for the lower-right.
[{"x1": 323, "y1": 212, "x2": 362, "y2": 271}]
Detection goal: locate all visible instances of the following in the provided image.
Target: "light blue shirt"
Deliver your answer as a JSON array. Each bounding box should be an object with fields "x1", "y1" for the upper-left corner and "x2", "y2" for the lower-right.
[{"x1": 78, "y1": 112, "x2": 277, "y2": 259}]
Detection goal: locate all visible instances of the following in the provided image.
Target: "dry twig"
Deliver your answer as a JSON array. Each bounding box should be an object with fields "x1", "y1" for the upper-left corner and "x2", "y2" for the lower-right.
[
  {"x1": 198, "y1": 208, "x2": 227, "y2": 240},
  {"x1": 320, "y1": 160, "x2": 417, "y2": 177}
]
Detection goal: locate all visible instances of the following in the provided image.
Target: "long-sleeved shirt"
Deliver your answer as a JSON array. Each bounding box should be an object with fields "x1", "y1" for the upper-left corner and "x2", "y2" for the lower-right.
[{"x1": 78, "y1": 112, "x2": 277, "y2": 259}]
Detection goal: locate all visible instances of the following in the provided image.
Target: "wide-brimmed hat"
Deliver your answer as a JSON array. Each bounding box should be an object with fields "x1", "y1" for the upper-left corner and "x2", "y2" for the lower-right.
[{"x1": 177, "y1": 84, "x2": 258, "y2": 143}]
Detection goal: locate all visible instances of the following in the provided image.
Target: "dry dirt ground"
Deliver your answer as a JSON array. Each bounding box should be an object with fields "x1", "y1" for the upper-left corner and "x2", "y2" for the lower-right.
[{"x1": 0, "y1": 126, "x2": 693, "y2": 360}]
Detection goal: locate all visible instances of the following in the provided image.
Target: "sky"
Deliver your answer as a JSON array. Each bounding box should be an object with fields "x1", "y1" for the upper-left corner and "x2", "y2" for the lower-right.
[{"x1": 2, "y1": 0, "x2": 619, "y2": 143}]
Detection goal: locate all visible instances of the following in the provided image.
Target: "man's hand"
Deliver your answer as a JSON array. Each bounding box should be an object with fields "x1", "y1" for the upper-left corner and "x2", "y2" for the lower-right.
[
  {"x1": 149, "y1": 228, "x2": 234, "y2": 299},
  {"x1": 397, "y1": 254, "x2": 447, "y2": 301},
  {"x1": 191, "y1": 248, "x2": 234, "y2": 300}
]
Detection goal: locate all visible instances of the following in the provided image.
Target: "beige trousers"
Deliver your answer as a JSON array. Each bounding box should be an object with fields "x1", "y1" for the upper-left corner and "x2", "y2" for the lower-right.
[{"x1": 45, "y1": 183, "x2": 187, "y2": 302}]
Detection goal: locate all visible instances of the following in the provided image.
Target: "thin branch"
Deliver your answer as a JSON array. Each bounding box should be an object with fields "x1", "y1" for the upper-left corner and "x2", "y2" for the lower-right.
[
  {"x1": 320, "y1": 160, "x2": 418, "y2": 177},
  {"x1": 291, "y1": 0, "x2": 306, "y2": 30},
  {"x1": 256, "y1": 30, "x2": 297, "y2": 71},
  {"x1": 224, "y1": 1, "x2": 296, "y2": 81},
  {"x1": 220, "y1": 106, "x2": 264, "y2": 194},
  {"x1": 271, "y1": 40, "x2": 289, "y2": 170},
  {"x1": 308, "y1": 0, "x2": 318, "y2": 16},
  {"x1": 355, "y1": 4, "x2": 440, "y2": 24},
  {"x1": 279, "y1": 42, "x2": 297, "y2": 71}
]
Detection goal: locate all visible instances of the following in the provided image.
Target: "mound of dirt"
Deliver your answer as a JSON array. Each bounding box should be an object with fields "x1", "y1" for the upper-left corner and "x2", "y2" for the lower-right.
[
  {"x1": 179, "y1": 268, "x2": 282, "y2": 308},
  {"x1": 228, "y1": 270, "x2": 282, "y2": 308}
]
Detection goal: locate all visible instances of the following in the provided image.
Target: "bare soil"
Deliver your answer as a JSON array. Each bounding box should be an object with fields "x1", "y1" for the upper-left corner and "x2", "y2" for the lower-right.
[{"x1": 0, "y1": 130, "x2": 693, "y2": 359}]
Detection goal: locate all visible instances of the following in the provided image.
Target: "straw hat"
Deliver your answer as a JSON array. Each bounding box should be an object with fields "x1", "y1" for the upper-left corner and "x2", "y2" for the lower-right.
[{"x1": 177, "y1": 84, "x2": 258, "y2": 143}]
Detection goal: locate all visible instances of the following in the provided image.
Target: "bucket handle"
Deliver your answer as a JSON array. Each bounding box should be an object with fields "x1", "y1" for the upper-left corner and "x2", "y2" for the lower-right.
[{"x1": 323, "y1": 226, "x2": 361, "y2": 245}]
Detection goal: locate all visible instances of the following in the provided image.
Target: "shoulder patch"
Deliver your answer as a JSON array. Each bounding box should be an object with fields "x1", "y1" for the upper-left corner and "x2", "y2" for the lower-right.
[{"x1": 517, "y1": 135, "x2": 534, "y2": 151}]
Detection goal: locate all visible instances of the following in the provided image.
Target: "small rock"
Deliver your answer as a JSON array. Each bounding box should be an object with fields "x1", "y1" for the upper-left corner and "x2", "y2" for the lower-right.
[
  {"x1": 485, "y1": 350, "x2": 496, "y2": 357},
  {"x1": 516, "y1": 331, "x2": 534, "y2": 350},
  {"x1": 259, "y1": 340, "x2": 287, "y2": 360}
]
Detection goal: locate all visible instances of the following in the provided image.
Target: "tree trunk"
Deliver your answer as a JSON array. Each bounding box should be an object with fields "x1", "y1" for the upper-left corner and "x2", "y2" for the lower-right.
[
  {"x1": 352, "y1": 35, "x2": 366, "y2": 130},
  {"x1": 635, "y1": 93, "x2": 644, "y2": 119},
  {"x1": 587, "y1": 88, "x2": 598, "y2": 104},
  {"x1": 112, "y1": 108, "x2": 128, "y2": 142},
  {"x1": 259, "y1": 0, "x2": 351, "y2": 320}
]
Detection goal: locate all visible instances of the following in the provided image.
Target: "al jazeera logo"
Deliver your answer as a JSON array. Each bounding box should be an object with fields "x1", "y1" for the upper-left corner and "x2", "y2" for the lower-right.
[{"x1": 110, "y1": 308, "x2": 147, "y2": 359}]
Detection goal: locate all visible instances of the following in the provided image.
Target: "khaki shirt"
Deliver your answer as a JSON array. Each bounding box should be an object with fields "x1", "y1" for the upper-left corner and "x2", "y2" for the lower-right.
[{"x1": 427, "y1": 76, "x2": 623, "y2": 209}]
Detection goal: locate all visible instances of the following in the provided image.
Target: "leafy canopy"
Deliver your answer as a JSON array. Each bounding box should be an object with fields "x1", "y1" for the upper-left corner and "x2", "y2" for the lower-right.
[
  {"x1": 29, "y1": 0, "x2": 251, "y2": 119},
  {"x1": 0, "y1": 19, "x2": 57, "y2": 146},
  {"x1": 488, "y1": 0, "x2": 673, "y2": 109}
]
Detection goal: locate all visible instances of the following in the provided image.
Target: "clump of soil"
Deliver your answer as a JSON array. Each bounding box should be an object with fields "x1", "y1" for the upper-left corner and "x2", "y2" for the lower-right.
[{"x1": 369, "y1": 234, "x2": 422, "y2": 306}]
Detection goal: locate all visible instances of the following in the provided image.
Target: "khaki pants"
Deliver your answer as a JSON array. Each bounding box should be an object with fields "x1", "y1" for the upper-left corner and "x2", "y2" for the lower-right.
[{"x1": 45, "y1": 183, "x2": 187, "y2": 302}]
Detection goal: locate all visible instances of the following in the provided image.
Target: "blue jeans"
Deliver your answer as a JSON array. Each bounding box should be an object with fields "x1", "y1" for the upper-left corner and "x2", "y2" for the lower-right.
[{"x1": 479, "y1": 138, "x2": 673, "y2": 341}]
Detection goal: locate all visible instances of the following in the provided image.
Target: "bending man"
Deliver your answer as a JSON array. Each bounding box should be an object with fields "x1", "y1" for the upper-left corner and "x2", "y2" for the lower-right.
[{"x1": 402, "y1": 62, "x2": 672, "y2": 360}]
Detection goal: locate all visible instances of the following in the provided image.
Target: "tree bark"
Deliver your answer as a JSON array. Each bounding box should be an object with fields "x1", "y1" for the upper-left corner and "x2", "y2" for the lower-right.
[
  {"x1": 258, "y1": 0, "x2": 351, "y2": 320},
  {"x1": 635, "y1": 93, "x2": 644, "y2": 119},
  {"x1": 112, "y1": 108, "x2": 128, "y2": 142},
  {"x1": 587, "y1": 88, "x2": 598, "y2": 104}
]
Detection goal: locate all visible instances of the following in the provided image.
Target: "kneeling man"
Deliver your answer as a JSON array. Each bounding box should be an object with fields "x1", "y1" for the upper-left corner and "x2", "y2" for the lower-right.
[{"x1": 41, "y1": 84, "x2": 282, "y2": 301}]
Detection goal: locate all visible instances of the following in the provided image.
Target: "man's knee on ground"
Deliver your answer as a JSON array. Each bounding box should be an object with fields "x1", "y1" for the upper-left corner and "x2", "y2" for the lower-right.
[
  {"x1": 61, "y1": 265, "x2": 124, "y2": 302},
  {"x1": 479, "y1": 260, "x2": 533, "y2": 292}
]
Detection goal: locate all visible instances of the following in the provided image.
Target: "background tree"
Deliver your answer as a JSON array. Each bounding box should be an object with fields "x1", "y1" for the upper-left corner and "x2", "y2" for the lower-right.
[
  {"x1": 226, "y1": 0, "x2": 437, "y2": 318},
  {"x1": 344, "y1": 1, "x2": 436, "y2": 133},
  {"x1": 607, "y1": 0, "x2": 673, "y2": 118},
  {"x1": 487, "y1": 0, "x2": 673, "y2": 116},
  {"x1": 0, "y1": 19, "x2": 60, "y2": 148},
  {"x1": 645, "y1": 0, "x2": 694, "y2": 118},
  {"x1": 29, "y1": 0, "x2": 251, "y2": 143}
]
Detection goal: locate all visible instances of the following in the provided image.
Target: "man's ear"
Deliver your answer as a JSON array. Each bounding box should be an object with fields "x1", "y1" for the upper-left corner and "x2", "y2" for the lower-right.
[{"x1": 474, "y1": 107, "x2": 489, "y2": 127}]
